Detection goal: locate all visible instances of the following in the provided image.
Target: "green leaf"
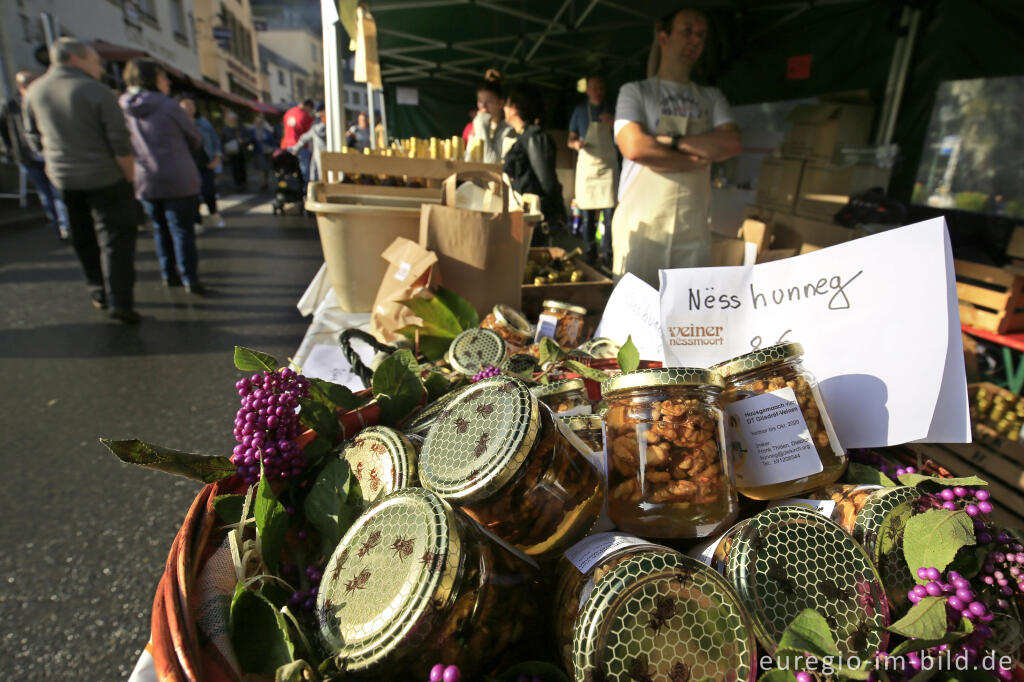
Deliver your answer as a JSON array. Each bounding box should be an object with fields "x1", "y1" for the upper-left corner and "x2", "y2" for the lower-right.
[
  {"x1": 902, "y1": 509, "x2": 976, "y2": 582},
  {"x1": 424, "y1": 372, "x2": 452, "y2": 402},
  {"x1": 100, "y1": 438, "x2": 235, "y2": 483},
  {"x1": 845, "y1": 462, "x2": 898, "y2": 487},
  {"x1": 538, "y1": 337, "x2": 567, "y2": 366},
  {"x1": 398, "y1": 297, "x2": 463, "y2": 337},
  {"x1": 617, "y1": 335, "x2": 640, "y2": 373},
  {"x1": 307, "y1": 378, "x2": 365, "y2": 411},
  {"x1": 372, "y1": 349, "x2": 426, "y2": 426},
  {"x1": 898, "y1": 474, "x2": 989, "y2": 488},
  {"x1": 564, "y1": 359, "x2": 612, "y2": 382},
  {"x1": 275, "y1": 660, "x2": 316, "y2": 682},
  {"x1": 213, "y1": 494, "x2": 248, "y2": 525},
  {"x1": 889, "y1": 618, "x2": 973, "y2": 656},
  {"x1": 255, "y1": 466, "x2": 290, "y2": 575},
  {"x1": 776, "y1": 609, "x2": 842, "y2": 658},
  {"x1": 395, "y1": 326, "x2": 454, "y2": 362},
  {"x1": 495, "y1": 661, "x2": 570, "y2": 682},
  {"x1": 301, "y1": 434, "x2": 333, "y2": 467},
  {"x1": 304, "y1": 457, "x2": 355, "y2": 558},
  {"x1": 434, "y1": 285, "x2": 479, "y2": 330},
  {"x1": 888, "y1": 596, "x2": 949, "y2": 640},
  {"x1": 757, "y1": 671, "x2": 798, "y2": 682},
  {"x1": 298, "y1": 398, "x2": 340, "y2": 445},
  {"x1": 234, "y1": 346, "x2": 279, "y2": 372},
  {"x1": 230, "y1": 583, "x2": 295, "y2": 674}
]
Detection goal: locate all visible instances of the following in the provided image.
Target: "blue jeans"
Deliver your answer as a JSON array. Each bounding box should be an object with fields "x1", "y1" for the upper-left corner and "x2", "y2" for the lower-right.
[
  {"x1": 22, "y1": 161, "x2": 69, "y2": 235},
  {"x1": 298, "y1": 147, "x2": 312, "y2": 182},
  {"x1": 141, "y1": 196, "x2": 200, "y2": 286}
]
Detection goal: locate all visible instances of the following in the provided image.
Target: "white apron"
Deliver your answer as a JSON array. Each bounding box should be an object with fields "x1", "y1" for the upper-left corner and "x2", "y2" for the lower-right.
[
  {"x1": 611, "y1": 81, "x2": 712, "y2": 287},
  {"x1": 573, "y1": 106, "x2": 618, "y2": 210}
]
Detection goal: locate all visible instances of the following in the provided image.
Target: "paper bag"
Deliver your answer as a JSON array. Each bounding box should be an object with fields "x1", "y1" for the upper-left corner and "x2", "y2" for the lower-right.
[
  {"x1": 370, "y1": 237, "x2": 437, "y2": 343},
  {"x1": 419, "y1": 171, "x2": 527, "y2": 316}
]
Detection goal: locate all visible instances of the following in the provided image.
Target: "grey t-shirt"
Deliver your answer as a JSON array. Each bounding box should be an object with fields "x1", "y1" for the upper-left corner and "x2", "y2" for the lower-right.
[
  {"x1": 23, "y1": 65, "x2": 132, "y2": 191},
  {"x1": 613, "y1": 77, "x2": 734, "y2": 200}
]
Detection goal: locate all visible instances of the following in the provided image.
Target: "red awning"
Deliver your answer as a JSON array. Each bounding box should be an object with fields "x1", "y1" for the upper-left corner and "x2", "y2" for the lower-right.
[{"x1": 92, "y1": 39, "x2": 279, "y2": 116}]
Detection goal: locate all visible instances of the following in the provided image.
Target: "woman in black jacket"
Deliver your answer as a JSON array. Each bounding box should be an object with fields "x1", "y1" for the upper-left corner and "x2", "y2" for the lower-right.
[{"x1": 502, "y1": 83, "x2": 566, "y2": 236}]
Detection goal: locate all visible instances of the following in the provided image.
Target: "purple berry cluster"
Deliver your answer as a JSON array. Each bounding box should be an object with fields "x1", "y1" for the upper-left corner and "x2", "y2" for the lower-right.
[
  {"x1": 231, "y1": 368, "x2": 310, "y2": 485},
  {"x1": 979, "y1": 531, "x2": 1024, "y2": 602},
  {"x1": 935, "y1": 486, "x2": 994, "y2": 516},
  {"x1": 287, "y1": 564, "x2": 323, "y2": 612},
  {"x1": 471, "y1": 365, "x2": 501, "y2": 383},
  {"x1": 894, "y1": 466, "x2": 917, "y2": 477},
  {"x1": 428, "y1": 663, "x2": 461, "y2": 682}
]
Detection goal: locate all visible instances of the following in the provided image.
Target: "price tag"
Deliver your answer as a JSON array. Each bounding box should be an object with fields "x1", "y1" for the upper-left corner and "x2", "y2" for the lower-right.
[{"x1": 563, "y1": 532, "x2": 651, "y2": 574}]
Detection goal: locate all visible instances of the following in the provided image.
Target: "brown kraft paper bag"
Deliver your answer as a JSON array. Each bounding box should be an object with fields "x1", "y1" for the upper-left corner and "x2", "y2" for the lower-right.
[
  {"x1": 419, "y1": 171, "x2": 527, "y2": 316},
  {"x1": 370, "y1": 237, "x2": 438, "y2": 343}
]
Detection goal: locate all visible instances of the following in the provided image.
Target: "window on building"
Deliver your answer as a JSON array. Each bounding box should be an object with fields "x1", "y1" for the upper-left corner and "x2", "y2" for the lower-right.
[
  {"x1": 138, "y1": 0, "x2": 158, "y2": 22},
  {"x1": 170, "y1": 0, "x2": 187, "y2": 41},
  {"x1": 278, "y1": 69, "x2": 285, "y2": 86},
  {"x1": 311, "y1": 43, "x2": 318, "y2": 62},
  {"x1": 912, "y1": 75, "x2": 1024, "y2": 217}
]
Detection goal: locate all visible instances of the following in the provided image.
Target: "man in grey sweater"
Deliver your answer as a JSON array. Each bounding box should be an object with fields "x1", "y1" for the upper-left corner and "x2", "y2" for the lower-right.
[{"x1": 23, "y1": 38, "x2": 141, "y2": 323}]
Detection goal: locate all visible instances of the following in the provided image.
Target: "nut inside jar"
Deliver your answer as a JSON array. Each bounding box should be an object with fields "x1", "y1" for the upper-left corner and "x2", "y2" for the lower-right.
[
  {"x1": 602, "y1": 368, "x2": 737, "y2": 539},
  {"x1": 531, "y1": 378, "x2": 592, "y2": 415},
  {"x1": 480, "y1": 304, "x2": 535, "y2": 355},
  {"x1": 535, "y1": 300, "x2": 587, "y2": 349}
]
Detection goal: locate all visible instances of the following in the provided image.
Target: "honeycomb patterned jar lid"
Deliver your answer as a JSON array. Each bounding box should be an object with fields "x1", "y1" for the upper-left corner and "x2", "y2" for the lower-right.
[
  {"x1": 531, "y1": 378, "x2": 587, "y2": 398},
  {"x1": 418, "y1": 375, "x2": 540, "y2": 502},
  {"x1": 493, "y1": 304, "x2": 535, "y2": 336},
  {"x1": 336, "y1": 426, "x2": 417, "y2": 509},
  {"x1": 850, "y1": 486, "x2": 922, "y2": 617},
  {"x1": 503, "y1": 353, "x2": 541, "y2": 376},
  {"x1": 578, "y1": 337, "x2": 621, "y2": 359},
  {"x1": 725, "y1": 506, "x2": 889, "y2": 658},
  {"x1": 404, "y1": 385, "x2": 466, "y2": 436},
  {"x1": 602, "y1": 367, "x2": 723, "y2": 397},
  {"x1": 573, "y1": 550, "x2": 756, "y2": 682},
  {"x1": 316, "y1": 488, "x2": 462, "y2": 671},
  {"x1": 448, "y1": 328, "x2": 507, "y2": 376},
  {"x1": 713, "y1": 342, "x2": 805, "y2": 379}
]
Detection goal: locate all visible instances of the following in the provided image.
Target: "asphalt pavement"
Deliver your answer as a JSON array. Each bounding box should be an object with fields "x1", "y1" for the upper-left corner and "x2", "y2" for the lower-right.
[{"x1": 0, "y1": 194, "x2": 322, "y2": 680}]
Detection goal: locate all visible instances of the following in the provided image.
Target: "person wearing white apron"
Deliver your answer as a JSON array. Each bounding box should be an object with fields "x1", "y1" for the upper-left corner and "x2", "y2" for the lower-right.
[
  {"x1": 568, "y1": 75, "x2": 618, "y2": 267},
  {"x1": 611, "y1": 7, "x2": 742, "y2": 286}
]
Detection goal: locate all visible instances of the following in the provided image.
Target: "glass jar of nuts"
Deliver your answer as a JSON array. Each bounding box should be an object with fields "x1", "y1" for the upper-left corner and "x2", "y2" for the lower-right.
[
  {"x1": 418, "y1": 374, "x2": 604, "y2": 560},
  {"x1": 479, "y1": 304, "x2": 535, "y2": 355},
  {"x1": 534, "y1": 300, "x2": 587, "y2": 349},
  {"x1": 714, "y1": 342, "x2": 846, "y2": 500},
  {"x1": 601, "y1": 368, "x2": 737, "y2": 539},
  {"x1": 531, "y1": 378, "x2": 592, "y2": 415}
]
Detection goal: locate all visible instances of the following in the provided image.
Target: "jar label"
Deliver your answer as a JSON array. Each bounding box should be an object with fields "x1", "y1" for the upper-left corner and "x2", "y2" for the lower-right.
[
  {"x1": 563, "y1": 532, "x2": 651, "y2": 574},
  {"x1": 688, "y1": 534, "x2": 724, "y2": 566},
  {"x1": 767, "y1": 497, "x2": 837, "y2": 517},
  {"x1": 534, "y1": 313, "x2": 559, "y2": 342},
  {"x1": 725, "y1": 386, "x2": 824, "y2": 487}
]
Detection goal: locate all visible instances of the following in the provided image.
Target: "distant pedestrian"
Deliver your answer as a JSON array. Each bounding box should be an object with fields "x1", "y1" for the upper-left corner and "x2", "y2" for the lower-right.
[
  {"x1": 23, "y1": 37, "x2": 141, "y2": 323},
  {"x1": 345, "y1": 111, "x2": 371, "y2": 151},
  {"x1": 0, "y1": 71, "x2": 70, "y2": 240},
  {"x1": 221, "y1": 110, "x2": 247, "y2": 191},
  {"x1": 250, "y1": 114, "x2": 277, "y2": 190},
  {"x1": 280, "y1": 99, "x2": 314, "y2": 179},
  {"x1": 289, "y1": 103, "x2": 326, "y2": 181},
  {"x1": 179, "y1": 95, "x2": 225, "y2": 229},
  {"x1": 120, "y1": 58, "x2": 205, "y2": 296}
]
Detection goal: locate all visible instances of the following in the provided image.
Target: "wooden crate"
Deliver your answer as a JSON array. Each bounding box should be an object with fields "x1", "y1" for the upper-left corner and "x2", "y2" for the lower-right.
[
  {"x1": 955, "y1": 260, "x2": 1024, "y2": 334},
  {"x1": 521, "y1": 247, "x2": 613, "y2": 323},
  {"x1": 319, "y1": 151, "x2": 500, "y2": 189}
]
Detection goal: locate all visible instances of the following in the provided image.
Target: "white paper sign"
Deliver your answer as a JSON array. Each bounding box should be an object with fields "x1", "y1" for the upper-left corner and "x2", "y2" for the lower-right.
[
  {"x1": 301, "y1": 344, "x2": 365, "y2": 392},
  {"x1": 395, "y1": 86, "x2": 419, "y2": 105},
  {"x1": 595, "y1": 273, "x2": 665, "y2": 362},
  {"x1": 659, "y1": 218, "x2": 969, "y2": 448}
]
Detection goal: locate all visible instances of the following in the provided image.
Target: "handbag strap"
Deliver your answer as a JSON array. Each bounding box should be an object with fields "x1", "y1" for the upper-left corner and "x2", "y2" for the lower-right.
[
  {"x1": 338, "y1": 328, "x2": 396, "y2": 386},
  {"x1": 440, "y1": 170, "x2": 509, "y2": 214}
]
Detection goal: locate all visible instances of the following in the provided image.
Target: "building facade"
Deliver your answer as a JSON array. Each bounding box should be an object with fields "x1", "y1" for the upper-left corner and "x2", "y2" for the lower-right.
[
  {"x1": 0, "y1": 0, "x2": 202, "y2": 95},
  {"x1": 258, "y1": 44, "x2": 307, "y2": 109},
  {"x1": 194, "y1": 0, "x2": 260, "y2": 99},
  {"x1": 256, "y1": 25, "x2": 322, "y2": 105}
]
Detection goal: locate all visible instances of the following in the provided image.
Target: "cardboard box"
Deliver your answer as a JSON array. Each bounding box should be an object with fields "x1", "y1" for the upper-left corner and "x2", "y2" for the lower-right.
[
  {"x1": 782, "y1": 103, "x2": 874, "y2": 162},
  {"x1": 756, "y1": 248, "x2": 799, "y2": 263},
  {"x1": 755, "y1": 157, "x2": 805, "y2": 211},
  {"x1": 711, "y1": 236, "x2": 746, "y2": 266},
  {"x1": 771, "y1": 211, "x2": 865, "y2": 248},
  {"x1": 521, "y1": 247, "x2": 613, "y2": 320},
  {"x1": 737, "y1": 219, "x2": 772, "y2": 256},
  {"x1": 795, "y1": 163, "x2": 893, "y2": 221}
]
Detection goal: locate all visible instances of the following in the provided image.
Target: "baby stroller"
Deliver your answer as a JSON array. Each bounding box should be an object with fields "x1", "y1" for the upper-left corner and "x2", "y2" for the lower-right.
[{"x1": 271, "y1": 149, "x2": 306, "y2": 215}]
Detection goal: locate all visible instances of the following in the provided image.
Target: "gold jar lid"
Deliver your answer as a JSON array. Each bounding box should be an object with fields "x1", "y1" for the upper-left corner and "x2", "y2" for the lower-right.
[
  {"x1": 713, "y1": 342, "x2": 805, "y2": 379},
  {"x1": 530, "y1": 378, "x2": 586, "y2": 398},
  {"x1": 418, "y1": 375, "x2": 540, "y2": 503},
  {"x1": 336, "y1": 427, "x2": 417, "y2": 508},
  {"x1": 560, "y1": 414, "x2": 603, "y2": 432},
  {"x1": 602, "y1": 367, "x2": 723, "y2": 398},
  {"x1": 541, "y1": 299, "x2": 587, "y2": 316},
  {"x1": 316, "y1": 488, "x2": 462, "y2": 671},
  {"x1": 578, "y1": 337, "x2": 620, "y2": 359},
  {"x1": 492, "y1": 304, "x2": 535, "y2": 336},
  {"x1": 573, "y1": 549, "x2": 756, "y2": 682},
  {"x1": 448, "y1": 328, "x2": 507, "y2": 376},
  {"x1": 502, "y1": 353, "x2": 540, "y2": 376},
  {"x1": 404, "y1": 385, "x2": 467, "y2": 437}
]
